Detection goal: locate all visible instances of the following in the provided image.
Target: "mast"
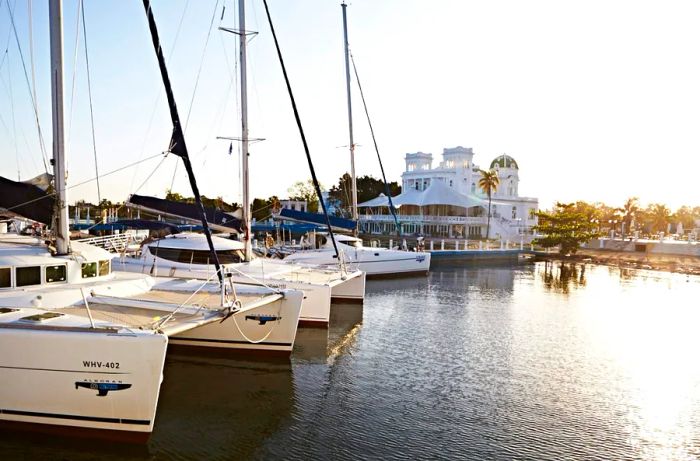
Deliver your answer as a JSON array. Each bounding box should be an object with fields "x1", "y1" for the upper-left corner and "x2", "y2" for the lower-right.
[
  {"x1": 49, "y1": 0, "x2": 70, "y2": 255},
  {"x1": 239, "y1": 0, "x2": 252, "y2": 262},
  {"x1": 341, "y1": 2, "x2": 358, "y2": 228},
  {"x1": 142, "y1": 0, "x2": 223, "y2": 284}
]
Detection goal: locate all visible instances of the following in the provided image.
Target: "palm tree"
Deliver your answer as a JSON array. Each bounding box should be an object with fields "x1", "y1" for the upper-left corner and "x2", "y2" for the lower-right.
[
  {"x1": 622, "y1": 197, "x2": 639, "y2": 237},
  {"x1": 648, "y1": 203, "x2": 671, "y2": 234},
  {"x1": 478, "y1": 169, "x2": 500, "y2": 239}
]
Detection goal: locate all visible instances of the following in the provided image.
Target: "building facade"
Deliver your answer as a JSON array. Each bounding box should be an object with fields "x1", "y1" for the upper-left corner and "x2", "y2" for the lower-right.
[{"x1": 358, "y1": 146, "x2": 539, "y2": 241}]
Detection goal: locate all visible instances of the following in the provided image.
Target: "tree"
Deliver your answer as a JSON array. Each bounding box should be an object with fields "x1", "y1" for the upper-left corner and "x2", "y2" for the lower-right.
[
  {"x1": 478, "y1": 169, "x2": 500, "y2": 239},
  {"x1": 251, "y1": 195, "x2": 280, "y2": 221},
  {"x1": 327, "y1": 173, "x2": 401, "y2": 216},
  {"x1": 621, "y1": 197, "x2": 639, "y2": 236},
  {"x1": 672, "y1": 205, "x2": 696, "y2": 231},
  {"x1": 646, "y1": 203, "x2": 671, "y2": 234},
  {"x1": 533, "y1": 202, "x2": 601, "y2": 255},
  {"x1": 288, "y1": 180, "x2": 320, "y2": 213}
]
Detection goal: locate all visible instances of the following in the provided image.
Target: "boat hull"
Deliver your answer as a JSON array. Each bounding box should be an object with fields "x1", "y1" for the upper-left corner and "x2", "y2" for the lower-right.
[
  {"x1": 285, "y1": 249, "x2": 431, "y2": 277},
  {"x1": 0, "y1": 322, "x2": 167, "y2": 441},
  {"x1": 330, "y1": 270, "x2": 366, "y2": 303},
  {"x1": 169, "y1": 290, "x2": 303, "y2": 354}
]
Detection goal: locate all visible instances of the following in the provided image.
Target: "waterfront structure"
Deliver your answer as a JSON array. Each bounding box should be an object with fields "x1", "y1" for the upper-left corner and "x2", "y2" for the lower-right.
[{"x1": 358, "y1": 147, "x2": 539, "y2": 241}]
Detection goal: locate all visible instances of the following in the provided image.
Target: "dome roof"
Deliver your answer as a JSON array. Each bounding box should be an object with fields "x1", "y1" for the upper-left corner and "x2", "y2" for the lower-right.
[{"x1": 490, "y1": 154, "x2": 518, "y2": 170}]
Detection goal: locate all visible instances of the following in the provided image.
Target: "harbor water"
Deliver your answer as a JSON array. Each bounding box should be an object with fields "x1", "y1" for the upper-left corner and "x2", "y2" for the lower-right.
[{"x1": 1, "y1": 261, "x2": 700, "y2": 460}]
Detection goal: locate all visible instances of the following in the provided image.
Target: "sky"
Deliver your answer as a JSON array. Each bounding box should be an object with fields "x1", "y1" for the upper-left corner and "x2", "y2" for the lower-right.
[{"x1": 0, "y1": 0, "x2": 699, "y2": 211}]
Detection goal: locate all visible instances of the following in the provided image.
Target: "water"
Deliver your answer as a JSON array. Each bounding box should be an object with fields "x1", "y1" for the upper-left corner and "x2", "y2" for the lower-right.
[{"x1": 2, "y1": 262, "x2": 700, "y2": 460}]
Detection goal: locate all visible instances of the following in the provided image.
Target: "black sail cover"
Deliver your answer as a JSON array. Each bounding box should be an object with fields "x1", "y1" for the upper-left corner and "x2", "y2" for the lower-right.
[
  {"x1": 128, "y1": 194, "x2": 241, "y2": 232},
  {"x1": 0, "y1": 176, "x2": 54, "y2": 224}
]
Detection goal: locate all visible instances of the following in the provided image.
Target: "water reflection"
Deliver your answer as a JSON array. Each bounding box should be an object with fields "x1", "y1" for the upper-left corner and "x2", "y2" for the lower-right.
[
  {"x1": 3, "y1": 265, "x2": 700, "y2": 460},
  {"x1": 150, "y1": 354, "x2": 294, "y2": 460},
  {"x1": 538, "y1": 260, "x2": 586, "y2": 293},
  {"x1": 293, "y1": 304, "x2": 364, "y2": 365}
]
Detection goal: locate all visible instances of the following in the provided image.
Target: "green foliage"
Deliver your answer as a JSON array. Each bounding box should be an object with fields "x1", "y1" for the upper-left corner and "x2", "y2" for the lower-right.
[
  {"x1": 327, "y1": 174, "x2": 401, "y2": 216},
  {"x1": 533, "y1": 202, "x2": 601, "y2": 255},
  {"x1": 288, "y1": 180, "x2": 320, "y2": 213},
  {"x1": 164, "y1": 190, "x2": 238, "y2": 211},
  {"x1": 251, "y1": 196, "x2": 280, "y2": 221},
  {"x1": 478, "y1": 169, "x2": 500, "y2": 239}
]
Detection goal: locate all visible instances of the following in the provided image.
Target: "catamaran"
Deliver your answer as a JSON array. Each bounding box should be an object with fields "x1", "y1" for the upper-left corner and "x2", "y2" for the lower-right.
[
  {"x1": 0, "y1": 0, "x2": 303, "y2": 441},
  {"x1": 115, "y1": 0, "x2": 365, "y2": 325},
  {"x1": 277, "y1": 3, "x2": 431, "y2": 277}
]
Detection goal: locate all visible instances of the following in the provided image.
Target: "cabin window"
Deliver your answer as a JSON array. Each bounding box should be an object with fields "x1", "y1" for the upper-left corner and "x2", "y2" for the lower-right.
[
  {"x1": 16, "y1": 266, "x2": 41, "y2": 287},
  {"x1": 0, "y1": 268, "x2": 10, "y2": 288},
  {"x1": 81, "y1": 262, "x2": 98, "y2": 278},
  {"x1": 45, "y1": 265, "x2": 67, "y2": 283},
  {"x1": 152, "y1": 247, "x2": 244, "y2": 265},
  {"x1": 98, "y1": 260, "x2": 110, "y2": 276}
]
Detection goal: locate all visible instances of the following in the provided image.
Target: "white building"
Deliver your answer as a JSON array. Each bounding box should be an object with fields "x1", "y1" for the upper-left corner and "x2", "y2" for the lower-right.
[{"x1": 358, "y1": 146, "x2": 538, "y2": 240}]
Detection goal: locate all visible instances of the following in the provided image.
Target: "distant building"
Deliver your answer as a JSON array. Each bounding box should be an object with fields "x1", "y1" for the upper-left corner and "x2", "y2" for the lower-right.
[
  {"x1": 279, "y1": 199, "x2": 308, "y2": 213},
  {"x1": 358, "y1": 146, "x2": 539, "y2": 240}
]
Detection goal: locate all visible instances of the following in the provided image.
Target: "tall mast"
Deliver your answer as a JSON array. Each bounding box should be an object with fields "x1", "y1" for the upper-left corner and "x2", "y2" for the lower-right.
[
  {"x1": 49, "y1": 0, "x2": 70, "y2": 255},
  {"x1": 239, "y1": 0, "x2": 252, "y2": 262},
  {"x1": 341, "y1": 2, "x2": 358, "y2": 226}
]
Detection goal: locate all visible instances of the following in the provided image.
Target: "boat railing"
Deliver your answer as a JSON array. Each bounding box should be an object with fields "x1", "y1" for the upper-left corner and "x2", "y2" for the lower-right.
[{"x1": 78, "y1": 233, "x2": 133, "y2": 253}]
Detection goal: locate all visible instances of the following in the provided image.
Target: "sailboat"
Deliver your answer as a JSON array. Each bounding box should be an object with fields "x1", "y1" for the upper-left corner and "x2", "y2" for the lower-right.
[
  {"x1": 115, "y1": 0, "x2": 365, "y2": 326},
  {"x1": 282, "y1": 2, "x2": 431, "y2": 278},
  {"x1": 0, "y1": 0, "x2": 169, "y2": 441},
  {"x1": 0, "y1": 0, "x2": 304, "y2": 441}
]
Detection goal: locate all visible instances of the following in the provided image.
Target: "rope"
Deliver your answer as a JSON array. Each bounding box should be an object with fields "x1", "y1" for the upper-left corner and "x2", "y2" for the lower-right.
[
  {"x1": 262, "y1": 0, "x2": 341, "y2": 259},
  {"x1": 80, "y1": 0, "x2": 101, "y2": 204},
  {"x1": 350, "y1": 53, "x2": 401, "y2": 236},
  {"x1": 129, "y1": 0, "x2": 191, "y2": 195},
  {"x1": 0, "y1": 152, "x2": 165, "y2": 215},
  {"x1": 231, "y1": 309, "x2": 278, "y2": 344},
  {"x1": 5, "y1": 0, "x2": 48, "y2": 173},
  {"x1": 183, "y1": 0, "x2": 220, "y2": 133},
  {"x1": 66, "y1": 0, "x2": 82, "y2": 147}
]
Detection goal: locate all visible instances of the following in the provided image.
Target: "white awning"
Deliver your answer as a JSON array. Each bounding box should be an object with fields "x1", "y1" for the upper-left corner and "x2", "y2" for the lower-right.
[{"x1": 359, "y1": 181, "x2": 487, "y2": 208}]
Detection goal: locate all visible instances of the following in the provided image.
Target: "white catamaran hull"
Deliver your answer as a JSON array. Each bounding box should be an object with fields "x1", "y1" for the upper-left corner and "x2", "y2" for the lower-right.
[
  {"x1": 168, "y1": 289, "x2": 303, "y2": 354},
  {"x1": 285, "y1": 248, "x2": 431, "y2": 278},
  {"x1": 330, "y1": 270, "x2": 366, "y2": 303},
  {"x1": 0, "y1": 315, "x2": 167, "y2": 441}
]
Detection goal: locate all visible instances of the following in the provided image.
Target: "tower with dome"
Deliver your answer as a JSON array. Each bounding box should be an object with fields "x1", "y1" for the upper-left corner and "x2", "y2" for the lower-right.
[{"x1": 358, "y1": 147, "x2": 539, "y2": 240}]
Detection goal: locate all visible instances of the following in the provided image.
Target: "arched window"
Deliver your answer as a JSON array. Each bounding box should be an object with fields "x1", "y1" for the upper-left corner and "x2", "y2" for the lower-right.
[
  {"x1": 471, "y1": 183, "x2": 476, "y2": 193},
  {"x1": 512, "y1": 206, "x2": 517, "y2": 219},
  {"x1": 449, "y1": 180, "x2": 453, "y2": 187}
]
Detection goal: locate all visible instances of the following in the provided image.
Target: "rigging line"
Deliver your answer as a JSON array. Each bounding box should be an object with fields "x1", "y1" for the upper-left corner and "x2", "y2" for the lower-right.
[
  {"x1": 27, "y1": 0, "x2": 39, "y2": 152},
  {"x1": 129, "y1": 0, "x2": 191, "y2": 195},
  {"x1": 80, "y1": 0, "x2": 101, "y2": 204},
  {"x1": 66, "y1": 0, "x2": 82, "y2": 147},
  {"x1": 261, "y1": 0, "x2": 341, "y2": 258},
  {"x1": 350, "y1": 53, "x2": 401, "y2": 236},
  {"x1": 7, "y1": 50, "x2": 19, "y2": 180},
  {"x1": 5, "y1": 0, "x2": 48, "y2": 173},
  {"x1": 183, "y1": 0, "x2": 220, "y2": 132},
  {"x1": 0, "y1": 151, "x2": 168, "y2": 217}
]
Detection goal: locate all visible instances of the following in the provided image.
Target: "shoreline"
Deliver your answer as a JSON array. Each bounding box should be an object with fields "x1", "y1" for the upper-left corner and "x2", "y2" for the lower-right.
[{"x1": 533, "y1": 248, "x2": 700, "y2": 276}]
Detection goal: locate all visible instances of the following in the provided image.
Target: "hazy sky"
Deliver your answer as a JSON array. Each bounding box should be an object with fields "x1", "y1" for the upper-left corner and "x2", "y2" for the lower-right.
[{"x1": 1, "y1": 0, "x2": 699, "y2": 211}]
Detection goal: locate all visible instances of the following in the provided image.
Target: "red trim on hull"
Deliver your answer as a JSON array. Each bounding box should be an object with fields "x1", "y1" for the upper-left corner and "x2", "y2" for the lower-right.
[
  {"x1": 0, "y1": 419, "x2": 150, "y2": 444},
  {"x1": 331, "y1": 297, "x2": 364, "y2": 304},
  {"x1": 298, "y1": 319, "x2": 329, "y2": 328},
  {"x1": 365, "y1": 270, "x2": 429, "y2": 280}
]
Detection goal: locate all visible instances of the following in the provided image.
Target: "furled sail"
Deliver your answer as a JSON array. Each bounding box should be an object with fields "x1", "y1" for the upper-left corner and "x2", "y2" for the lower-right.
[
  {"x1": 0, "y1": 176, "x2": 54, "y2": 224},
  {"x1": 276, "y1": 208, "x2": 356, "y2": 232},
  {"x1": 127, "y1": 194, "x2": 241, "y2": 233}
]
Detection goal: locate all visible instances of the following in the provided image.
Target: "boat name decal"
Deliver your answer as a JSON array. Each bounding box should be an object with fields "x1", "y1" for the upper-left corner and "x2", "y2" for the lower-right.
[
  {"x1": 416, "y1": 255, "x2": 426, "y2": 262},
  {"x1": 82, "y1": 360, "x2": 120, "y2": 369},
  {"x1": 75, "y1": 380, "x2": 132, "y2": 397},
  {"x1": 244, "y1": 314, "x2": 282, "y2": 325}
]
